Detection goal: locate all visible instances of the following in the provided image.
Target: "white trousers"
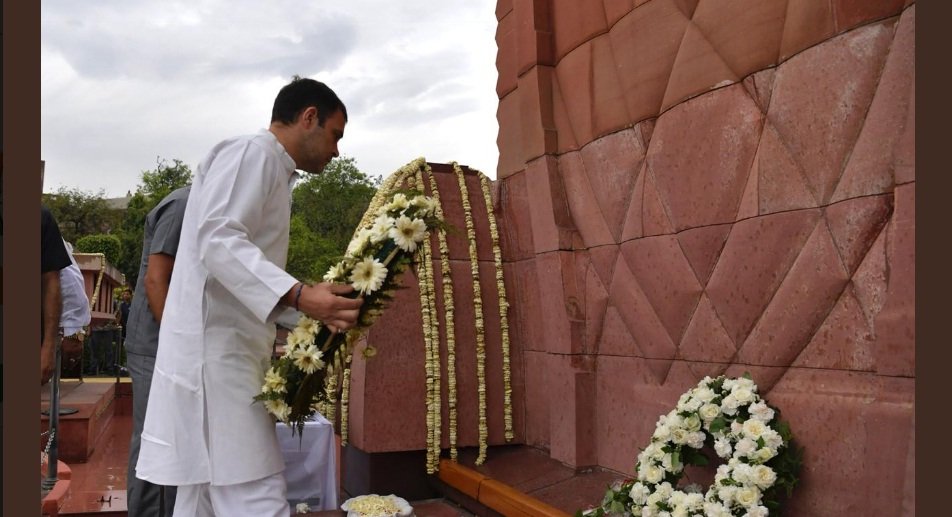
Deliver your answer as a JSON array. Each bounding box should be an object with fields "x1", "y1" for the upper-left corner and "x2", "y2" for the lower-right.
[{"x1": 171, "y1": 472, "x2": 290, "y2": 517}]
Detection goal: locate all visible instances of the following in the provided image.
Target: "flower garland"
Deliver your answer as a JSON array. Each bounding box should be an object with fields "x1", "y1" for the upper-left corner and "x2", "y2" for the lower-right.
[
  {"x1": 423, "y1": 167, "x2": 459, "y2": 461},
  {"x1": 581, "y1": 375, "x2": 802, "y2": 517},
  {"x1": 478, "y1": 173, "x2": 513, "y2": 442},
  {"x1": 255, "y1": 188, "x2": 443, "y2": 435},
  {"x1": 341, "y1": 494, "x2": 413, "y2": 517},
  {"x1": 339, "y1": 158, "x2": 429, "y2": 444},
  {"x1": 453, "y1": 162, "x2": 489, "y2": 465},
  {"x1": 414, "y1": 166, "x2": 447, "y2": 475}
]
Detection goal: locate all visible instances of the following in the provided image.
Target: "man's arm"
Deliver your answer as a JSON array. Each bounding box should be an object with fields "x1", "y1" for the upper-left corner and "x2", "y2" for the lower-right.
[
  {"x1": 144, "y1": 253, "x2": 175, "y2": 322},
  {"x1": 41, "y1": 270, "x2": 62, "y2": 385}
]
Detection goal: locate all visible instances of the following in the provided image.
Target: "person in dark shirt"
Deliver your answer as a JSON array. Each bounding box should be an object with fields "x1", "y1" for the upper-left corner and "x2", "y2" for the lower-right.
[
  {"x1": 41, "y1": 206, "x2": 72, "y2": 385},
  {"x1": 116, "y1": 288, "x2": 133, "y2": 341}
]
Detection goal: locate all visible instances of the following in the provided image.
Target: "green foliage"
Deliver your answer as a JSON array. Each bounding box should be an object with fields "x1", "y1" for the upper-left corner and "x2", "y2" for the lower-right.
[
  {"x1": 42, "y1": 187, "x2": 123, "y2": 244},
  {"x1": 115, "y1": 158, "x2": 193, "y2": 286},
  {"x1": 289, "y1": 156, "x2": 379, "y2": 281},
  {"x1": 75, "y1": 234, "x2": 122, "y2": 265}
]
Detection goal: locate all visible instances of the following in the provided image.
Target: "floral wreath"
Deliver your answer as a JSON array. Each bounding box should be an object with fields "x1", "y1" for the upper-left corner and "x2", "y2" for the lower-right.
[
  {"x1": 254, "y1": 189, "x2": 444, "y2": 435},
  {"x1": 581, "y1": 375, "x2": 802, "y2": 517}
]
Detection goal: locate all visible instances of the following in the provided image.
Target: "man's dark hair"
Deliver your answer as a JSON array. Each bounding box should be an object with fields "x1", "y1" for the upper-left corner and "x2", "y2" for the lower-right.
[{"x1": 271, "y1": 76, "x2": 347, "y2": 126}]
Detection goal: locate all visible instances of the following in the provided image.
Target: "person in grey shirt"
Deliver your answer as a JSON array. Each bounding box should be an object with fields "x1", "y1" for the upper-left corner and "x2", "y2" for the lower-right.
[{"x1": 125, "y1": 186, "x2": 190, "y2": 517}]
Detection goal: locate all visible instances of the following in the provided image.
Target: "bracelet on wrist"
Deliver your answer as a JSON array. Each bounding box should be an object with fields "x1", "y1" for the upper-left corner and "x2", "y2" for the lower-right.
[{"x1": 293, "y1": 283, "x2": 306, "y2": 311}]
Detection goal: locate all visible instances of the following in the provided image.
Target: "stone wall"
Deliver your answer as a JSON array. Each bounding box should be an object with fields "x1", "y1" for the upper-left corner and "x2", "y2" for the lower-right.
[{"x1": 495, "y1": 0, "x2": 914, "y2": 514}]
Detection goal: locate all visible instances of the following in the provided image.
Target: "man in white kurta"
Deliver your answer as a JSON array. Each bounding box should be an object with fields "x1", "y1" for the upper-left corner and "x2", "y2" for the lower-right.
[{"x1": 136, "y1": 78, "x2": 362, "y2": 517}]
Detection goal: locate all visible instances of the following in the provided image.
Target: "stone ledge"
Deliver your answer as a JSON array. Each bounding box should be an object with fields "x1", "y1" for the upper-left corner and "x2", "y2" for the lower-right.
[{"x1": 437, "y1": 459, "x2": 571, "y2": 517}]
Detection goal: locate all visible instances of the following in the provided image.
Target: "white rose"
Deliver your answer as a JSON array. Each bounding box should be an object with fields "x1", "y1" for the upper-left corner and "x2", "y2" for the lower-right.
[
  {"x1": 671, "y1": 428, "x2": 689, "y2": 445},
  {"x1": 742, "y1": 418, "x2": 767, "y2": 439},
  {"x1": 682, "y1": 397, "x2": 703, "y2": 412},
  {"x1": 755, "y1": 447, "x2": 777, "y2": 463},
  {"x1": 732, "y1": 387, "x2": 755, "y2": 405},
  {"x1": 683, "y1": 414, "x2": 702, "y2": 432},
  {"x1": 752, "y1": 465, "x2": 777, "y2": 489},
  {"x1": 644, "y1": 464, "x2": 664, "y2": 484},
  {"x1": 735, "y1": 487, "x2": 761, "y2": 507},
  {"x1": 699, "y1": 403, "x2": 720, "y2": 423}
]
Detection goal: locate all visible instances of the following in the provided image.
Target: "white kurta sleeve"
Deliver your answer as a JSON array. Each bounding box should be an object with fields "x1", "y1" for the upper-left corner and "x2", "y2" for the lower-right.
[{"x1": 195, "y1": 139, "x2": 298, "y2": 323}]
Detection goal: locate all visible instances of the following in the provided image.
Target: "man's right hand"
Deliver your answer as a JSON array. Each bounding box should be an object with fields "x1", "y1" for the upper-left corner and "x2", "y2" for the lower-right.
[{"x1": 294, "y1": 283, "x2": 364, "y2": 333}]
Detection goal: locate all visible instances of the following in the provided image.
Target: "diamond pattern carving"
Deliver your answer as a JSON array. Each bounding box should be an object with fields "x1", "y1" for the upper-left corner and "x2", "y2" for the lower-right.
[{"x1": 534, "y1": 17, "x2": 912, "y2": 393}]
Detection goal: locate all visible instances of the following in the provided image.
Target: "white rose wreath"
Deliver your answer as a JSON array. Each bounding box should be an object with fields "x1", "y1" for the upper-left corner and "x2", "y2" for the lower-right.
[{"x1": 580, "y1": 375, "x2": 802, "y2": 517}]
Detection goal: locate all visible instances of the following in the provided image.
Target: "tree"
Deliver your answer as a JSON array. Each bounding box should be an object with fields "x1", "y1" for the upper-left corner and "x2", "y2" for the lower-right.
[
  {"x1": 115, "y1": 158, "x2": 193, "y2": 287},
  {"x1": 287, "y1": 156, "x2": 379, "y2": 281},
  {"x1": 42, "y1": 187, "x2": 123, "y2": 244},
  {"x1": 75, "y1": 234, "x2": 122, "y2": 265}
]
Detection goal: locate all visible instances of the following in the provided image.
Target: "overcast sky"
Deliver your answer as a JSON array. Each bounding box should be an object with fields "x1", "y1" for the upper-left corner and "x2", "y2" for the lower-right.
[{"x1": 41, "y1": 1, "x2": 500, "y2": 198}]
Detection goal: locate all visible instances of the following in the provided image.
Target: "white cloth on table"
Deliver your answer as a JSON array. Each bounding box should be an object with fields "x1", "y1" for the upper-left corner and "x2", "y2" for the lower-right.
[{"x1": 277, "y1": 414, "x2": 339, "y2": 511}]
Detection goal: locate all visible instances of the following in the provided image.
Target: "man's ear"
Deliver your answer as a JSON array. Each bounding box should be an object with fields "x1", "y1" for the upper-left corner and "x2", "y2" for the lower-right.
[{"x1": 300, "y1": 106, "x2": 319, "y2": 128}]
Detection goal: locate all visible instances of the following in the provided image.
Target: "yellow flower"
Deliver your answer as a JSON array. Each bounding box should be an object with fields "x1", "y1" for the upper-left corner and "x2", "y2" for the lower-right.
[
  {"x1": 263, "y1": 367, "x2": 287, "y2": 394},
  {"x1": 264, "y1": 398, "x2": 291, "y2": 422},
  {"x1": 292, "y1": 344, "x2": 325, "y2": 374},
  {"x1": 350, "y1": 256, "x2": 388, "y2": 295}
]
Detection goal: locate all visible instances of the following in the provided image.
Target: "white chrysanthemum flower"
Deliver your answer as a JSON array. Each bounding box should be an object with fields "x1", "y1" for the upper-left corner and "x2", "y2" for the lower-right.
[
  {"x1": 386, "y1": 193, "x2": 410, "y2": 213},
  {"x1": 762, "y1": 428, "x2": 783, "y2": 449},
  {"x1": 264, "y1": 398, "x2": 291, "y2": 422},
  {"x1": 686, "y1": 431, "x2": 706, "y2": 449},
  {"x1": 389, "y1": 215, "x2": 427, "y2": 252},
  {"x1": 370, "y1": 215, "x2": 395, "y2": 244},
  {"x1": 714, "y1": 437, "x2": 733, "y2": 458},
  {"x1": 629, "y1": 482, "x2": 650, "y2": 504},
  {"x1": 292, "y1": 344, "x2": 325, "y2": 374},
  {"x1": 263, "y1": 367, "x2": 287, "y2": 394},
  {"x1": 735, "y1": 437, "x2": 757, "y2": 457},
  {"x1": 350, "y1": 256, "x2": 388, "y2": 295},
  {"x1": 324, "y1": 262, "x2": 348, "y2": 283},
  {"x1": 346, "y1": 228, "x2": 372, "y2": 257},
  {"x1": 748, "y1": 401, "x2": 775, "y2": 422}
]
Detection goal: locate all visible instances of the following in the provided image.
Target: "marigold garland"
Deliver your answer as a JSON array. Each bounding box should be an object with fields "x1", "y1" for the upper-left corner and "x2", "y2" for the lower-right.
[
  {"x1": 453, "y1": 162, "x2": 489, "y2": 465},
  {"x1": 478, "y1": 173, "x2": 513, "y2": 442},
  {"x1": 328, "y1": 158, "x2": 512, "y2": 472},
  {"x1": 424, "y1": 167, "x2": 459, "y2": 461}
]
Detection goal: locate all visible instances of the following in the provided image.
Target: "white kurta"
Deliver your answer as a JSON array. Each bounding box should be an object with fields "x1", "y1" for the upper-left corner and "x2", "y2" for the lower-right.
[{"x1": 136, "y1": 130, "x2": 300, "y2": 486}]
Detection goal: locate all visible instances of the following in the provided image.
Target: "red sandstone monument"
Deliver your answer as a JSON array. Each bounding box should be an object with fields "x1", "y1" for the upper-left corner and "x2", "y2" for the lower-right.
[{"x1": 343, "y1": 2, "x2": 915, "y2": 516}]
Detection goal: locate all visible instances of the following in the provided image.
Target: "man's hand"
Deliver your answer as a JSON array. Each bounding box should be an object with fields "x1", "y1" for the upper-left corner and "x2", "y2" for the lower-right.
[
  {"x1": 292, "y1": 283, "x2": 363, "y2": 333},
  {"x1": 40, "y1": 337, "x2": 55, "y2": 385}
]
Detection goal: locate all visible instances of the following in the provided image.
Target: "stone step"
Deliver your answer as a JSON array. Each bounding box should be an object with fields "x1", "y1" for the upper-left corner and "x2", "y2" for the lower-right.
[{"x1": 41, "y1": 380, "x2": 125, "y2": 463}]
